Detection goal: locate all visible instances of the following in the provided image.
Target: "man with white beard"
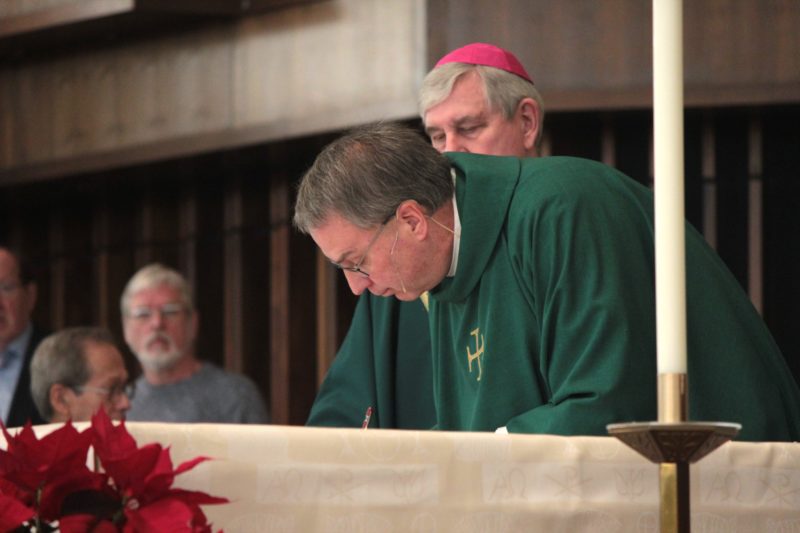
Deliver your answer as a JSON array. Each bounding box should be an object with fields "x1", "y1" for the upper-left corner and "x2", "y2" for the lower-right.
[{"x1": 121, "y1": 263, "x2": 268, "y2": 423}]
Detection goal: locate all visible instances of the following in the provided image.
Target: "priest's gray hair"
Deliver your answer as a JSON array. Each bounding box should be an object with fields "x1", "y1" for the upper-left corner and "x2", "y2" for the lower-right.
[
  {"x1": 293, "y1": 122, "x2": 454, "y2": 233},
  {"x1": 419, "y1": 62, "x2": 546, "y2": 148},
  {"x1": 30, "y1": 327, "x2": 116, "y2": 421},
  {"x1": 120, "y1": 263, "x2": 194, "y2": 316}
]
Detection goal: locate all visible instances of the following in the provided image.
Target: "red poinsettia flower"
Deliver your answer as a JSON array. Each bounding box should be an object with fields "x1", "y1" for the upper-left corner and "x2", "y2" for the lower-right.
[
  {"x1": 1, "y1": 412, "x2": 227, "y2": 532},
  {"x1": 59, "y1": 513, "x2": 120, "y2": 533},
  {"x1": 0, "y1": 420, "x2": 106, "y2": 522},
  {"x1": 91, "y1": 410, "x2": 228, "y2": 532},
  {"x1": 0, "y1": 492, "x2": 35, "y2": 531}
]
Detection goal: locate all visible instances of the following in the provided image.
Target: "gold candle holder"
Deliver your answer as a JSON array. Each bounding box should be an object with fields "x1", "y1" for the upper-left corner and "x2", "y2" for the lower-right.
[{"x1": 607, "y1": 373, "x2": 740, "y2": 532}]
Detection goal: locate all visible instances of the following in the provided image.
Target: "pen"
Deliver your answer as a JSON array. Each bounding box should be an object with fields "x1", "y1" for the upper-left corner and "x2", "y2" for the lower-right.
[{"x1": 361, "y1": 406, "x2": 373, "y2": 429}]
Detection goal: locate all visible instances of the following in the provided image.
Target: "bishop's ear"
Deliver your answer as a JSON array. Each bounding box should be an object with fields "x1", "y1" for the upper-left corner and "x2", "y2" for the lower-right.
[{"x1": 518, "y1": 97, "x2": 541, "y2": 152}]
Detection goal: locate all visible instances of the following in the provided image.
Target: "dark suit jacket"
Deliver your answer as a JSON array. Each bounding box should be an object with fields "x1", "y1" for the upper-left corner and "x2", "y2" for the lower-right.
[{"x1": 6, "y1": 325, "x2": 46, "y2": 427}]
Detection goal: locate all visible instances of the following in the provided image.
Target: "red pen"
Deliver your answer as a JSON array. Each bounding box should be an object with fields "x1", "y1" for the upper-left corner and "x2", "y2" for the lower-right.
[{"x1": 361, "y1": 406, "x2": 373, "y2": 429}]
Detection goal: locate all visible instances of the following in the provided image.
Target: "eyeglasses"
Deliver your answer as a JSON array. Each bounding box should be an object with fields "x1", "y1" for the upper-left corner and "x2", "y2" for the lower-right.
[
  {"x1": 334, "y1": 217, "x2": 392, "y2": 279},
  {"x1": 73, "y1": 382, "x2": 136, "y2": 402},
  {"x1": 126, "y1": 303, "x2": 186, "y2": 322},
  {"x1": 0, "y1": 280, "x2": 22, "y2": 296}
]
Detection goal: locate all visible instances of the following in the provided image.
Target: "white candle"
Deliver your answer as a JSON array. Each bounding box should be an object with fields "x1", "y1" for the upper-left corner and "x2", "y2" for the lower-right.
[{"x1": 653, "y1": 0, "x2": 687, "y2": 374}]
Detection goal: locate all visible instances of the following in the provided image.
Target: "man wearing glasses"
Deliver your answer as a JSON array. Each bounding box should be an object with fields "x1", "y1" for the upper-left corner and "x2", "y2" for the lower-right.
[
  {"x1": 0, "y1": 246, "x2": 46, "y2": 427},
  {"x1": 306, "y1": 43, "x2": 543, "y2": 429},
  {"x1": 120, "y1": 263, "x2": 268, "y2": 423},
  {"x1": 30, "y1": 327, "x2": 132, "y2": 423},
  {"x1": 294, "y1": 121, "x2": 800, "y2": 442}
]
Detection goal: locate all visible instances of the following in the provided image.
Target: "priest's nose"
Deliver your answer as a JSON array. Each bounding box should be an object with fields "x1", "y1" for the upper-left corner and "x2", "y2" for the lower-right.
[{"x1": 344, "y1": 270, "x2": 370, "y2": 295}]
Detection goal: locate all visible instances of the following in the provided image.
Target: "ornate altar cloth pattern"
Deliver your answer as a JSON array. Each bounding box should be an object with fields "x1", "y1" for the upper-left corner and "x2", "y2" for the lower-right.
[
  {"x1": 10, "y1": 423, "x2": 800, "y2": 532},
  {"x1": 128, "y1": 423, "x2": 800, "y2": 533}
]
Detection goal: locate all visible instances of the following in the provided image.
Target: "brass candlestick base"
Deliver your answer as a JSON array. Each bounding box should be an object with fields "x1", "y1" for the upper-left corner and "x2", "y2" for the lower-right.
[
  {"x1": 607, "y1": 421, "x2": 741, "y2": 464},
  {"x1": 607, "y1": 421, "x2": 740, "y2": 532}
]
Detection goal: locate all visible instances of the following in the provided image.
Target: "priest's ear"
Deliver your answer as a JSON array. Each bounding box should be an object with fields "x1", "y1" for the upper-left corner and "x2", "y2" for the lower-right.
[{"x1": 395, "y1": 200, "x2": 428, "y2": 240}]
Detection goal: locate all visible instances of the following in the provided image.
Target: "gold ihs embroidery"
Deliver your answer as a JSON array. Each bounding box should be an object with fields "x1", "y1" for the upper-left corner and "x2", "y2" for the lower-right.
[{"x1": 466, "y1": 328, "x2": 485, "y2": 381}]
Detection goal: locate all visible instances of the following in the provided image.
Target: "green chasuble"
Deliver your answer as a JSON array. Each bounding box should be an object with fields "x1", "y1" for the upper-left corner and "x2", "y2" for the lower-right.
[
  {"x1": 429, "y1": 153, "x2": 800, "y2": 441},
  {"x1": 306, "y1": 295, "x2": 436, "y2": 429}
]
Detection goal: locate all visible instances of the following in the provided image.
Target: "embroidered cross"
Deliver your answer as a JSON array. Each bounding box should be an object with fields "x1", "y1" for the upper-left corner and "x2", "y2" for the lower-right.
[{"x1": 466, "y1": 328, "x2": 484, "y2": 381}]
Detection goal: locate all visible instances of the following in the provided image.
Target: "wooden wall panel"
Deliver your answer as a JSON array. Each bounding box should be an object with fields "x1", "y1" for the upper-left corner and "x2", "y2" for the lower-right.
[
  {"x1": 47, "y1": 207, "x2": 66, "y2": 330},
  {"x1": 239, "y1": 167, "x2": 272, "y2": 410},
  {"x1": 427, "y1": 0, "x2": 800, "y2": 110},
  {"x1": 762, "y1": 106, "x2": 800, "y2": 385},
  {"x1": 714, "y1": 111, "x2": 751, "y2": 289},
  {"x1": 186, "y1": 170, "x2": 225, "y2": 370},
  {"x1": 101, "y1": 180, "x2": 138, "y2": 344},
  {"x1": 92, "y1": 202, "x2": 112, "y2": 327},
  {"x1": 3, "y1": 63, "x2": 56, "y2": 167},
  {"x1": 0, "y1": 0, "x2": 425, "y2": 184},
  {"x1": 269, "y1": 172, "x2": 292, "y2": 423},
  {"x1": 747, "y1": 118, "x2": 764, "y2": 313},
  {"x1": 268, "y1": 164, "x2": 319, "y2": 423},
  {"x1": 0, "y1": 0, "x2": 129, "y2": 19},
  {"x1": 57, "y1": 191, "x2": 95, "y2": 327},
  {"x1": 224, "y1": 176, "x2": 245, "y2": 373}
]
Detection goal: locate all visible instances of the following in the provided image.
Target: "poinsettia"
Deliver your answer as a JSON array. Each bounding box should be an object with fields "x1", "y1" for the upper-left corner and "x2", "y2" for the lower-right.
[
  {"x1": 0, "y1": 410, "x2": 228, "y2": 532},
  {"x1": 0, "y1": 491, "x2": 34, "y2": 530},
  {"x1": 0, "y1": 420, "x2": 105, "y2": 529},
  {"x1": 91, "y1": 410, "x2": 228, "y2": 531}
]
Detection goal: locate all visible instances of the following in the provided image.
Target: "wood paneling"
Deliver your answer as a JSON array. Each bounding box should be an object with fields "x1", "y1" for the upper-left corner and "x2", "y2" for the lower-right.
[
  {"x1": 224, "y1": 176, "x2": 245, "y2": 373},
  {"x1": 427, "y1": 0, "x2": 800, "y2": 111},
  {"x1": 269, "y1": 169, "x2": 292, "y2": 423},
  {"x1": 747, "y1": 118, "x2": 764, "y2": 313},
  {"x1": 0, "y1": 0, "x2": 425, "y2": 184},
  {"x1": 762, "y1": 106, "x2": 800, "y2": 385},
  {"x1": 0, "y1": 0, "x2": 321, "y2": 63}
]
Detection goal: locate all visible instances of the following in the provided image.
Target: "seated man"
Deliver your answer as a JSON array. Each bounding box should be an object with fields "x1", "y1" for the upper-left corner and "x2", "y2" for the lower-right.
[
  {"x1": 30, "y1": 327, "x2": 131, "y2": 423},
  {"x1": 121, "y1": 263, "x2": 268, "y2": 423},
  {"x1": 294, "y1": 122, "x2": 800, "y2": 442},
  {"x1": 0, "y1": 246, "x2": 46, "y2": 426},
  {"x1": 307, "y1": 43, "x2": 543, "y2": 428}
]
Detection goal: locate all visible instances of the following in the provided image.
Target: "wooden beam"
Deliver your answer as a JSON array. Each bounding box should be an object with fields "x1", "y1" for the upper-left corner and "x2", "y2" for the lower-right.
[
  {"x1": 0, "y1": 0, "x2": 134, "y2": 38},
  {"x1": 224, "y1": 176, "x2": 244, "y2": 373},
  {"x1": 701, "y1": 113, "x2": 718, "y2": 250},
  {"x1": 747, "y1": 114, "x2": 763, "y2": 314},
  {"x1": 1, "y1": 0, "x2": 424, "y2": 184},
  {"x1": 269, "y1": 174, "x2": 291, "y2": 424},
  {"x1": 48, "y1": 208, "x2": 65, "y2": 330},
  {"x1": 92, "y1": 200, "x2": 111, "y2": 328},
  {"x1": 316, "y1": 251, "x2": 338, "y2": 386},
  {"x1": 136, "y1": 0, "x2": 321, "y2": 16}
]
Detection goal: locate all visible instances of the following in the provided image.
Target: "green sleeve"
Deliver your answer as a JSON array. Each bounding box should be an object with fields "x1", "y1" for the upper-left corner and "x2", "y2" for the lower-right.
[{"x1": 306, "y1": 294, "x2": 436, "y2": 429}]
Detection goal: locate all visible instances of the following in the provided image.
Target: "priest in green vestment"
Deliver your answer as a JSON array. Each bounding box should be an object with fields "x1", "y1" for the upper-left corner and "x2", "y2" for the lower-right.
[
  {"x1": 306, "y1": 43, "x2": 544, "y2": 428},
  {"x1": 295, "y1": 122, "x2": 800, "y2": 442}
]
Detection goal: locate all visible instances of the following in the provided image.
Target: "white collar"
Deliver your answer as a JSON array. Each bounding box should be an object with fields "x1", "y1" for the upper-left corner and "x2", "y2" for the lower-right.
[{"x1": 448, "y1": 169, "x2": 461, "y2": 277}]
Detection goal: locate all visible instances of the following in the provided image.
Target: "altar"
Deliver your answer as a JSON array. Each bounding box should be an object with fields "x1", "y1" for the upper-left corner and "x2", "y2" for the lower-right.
[{"x1": 114, "y1": 423, "x2": 799, "y2": 532}]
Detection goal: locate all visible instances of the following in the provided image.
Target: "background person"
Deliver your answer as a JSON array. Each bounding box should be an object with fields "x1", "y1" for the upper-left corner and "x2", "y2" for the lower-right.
[
  {"x1": 295, "y1": 122, "x2": 800, "y2": 442},
  {"x1": 121, "y1": 263, "x2": 268, "y2": 423},
  {"x1": 306, "y1": 43, "x2": 542, "y2": 429},
  {"x1": 30, "y1": 327, "x2": 131, "y2": 423},
  {"x1": 0, "y1": 246, "x2": 46, "y2": 427}
]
